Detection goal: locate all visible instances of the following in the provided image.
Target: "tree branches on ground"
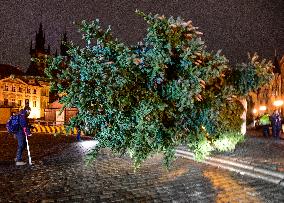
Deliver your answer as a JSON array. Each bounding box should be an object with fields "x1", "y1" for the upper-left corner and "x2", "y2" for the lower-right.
[{"x1": 46, "y1": 11, "x2": 274, "y2": 169}]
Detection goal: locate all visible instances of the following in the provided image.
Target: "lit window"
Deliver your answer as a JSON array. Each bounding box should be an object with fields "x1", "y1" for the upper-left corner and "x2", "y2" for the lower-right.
[
  {"x1": 11, "y1": 99, "x2": 15, "y2": 106},
  {"x1": 18, "y1": 100, "x2": 22, "y2": 106},
  {"x1": 33, "y1": 101, "x2": 36, "y2": 107},
  {"x1": 25, "y1": 99, "x2": 29, "y2": 106}
]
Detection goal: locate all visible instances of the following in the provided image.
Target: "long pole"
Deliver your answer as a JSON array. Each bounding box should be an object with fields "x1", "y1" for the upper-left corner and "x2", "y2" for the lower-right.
[{"x1": 25, "y1": 136, "x2": 32, "y2": 165}]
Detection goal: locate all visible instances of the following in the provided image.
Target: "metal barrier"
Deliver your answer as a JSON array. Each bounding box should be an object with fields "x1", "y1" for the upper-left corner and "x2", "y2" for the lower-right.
[{"x1": 31, "y1": 122, "x2": 80, "y2": 135}]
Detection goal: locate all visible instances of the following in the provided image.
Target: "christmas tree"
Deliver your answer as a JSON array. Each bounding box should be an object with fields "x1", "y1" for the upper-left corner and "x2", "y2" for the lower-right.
[{"x1": 46, "y1": 11, "x2": 274, "y2": 168}]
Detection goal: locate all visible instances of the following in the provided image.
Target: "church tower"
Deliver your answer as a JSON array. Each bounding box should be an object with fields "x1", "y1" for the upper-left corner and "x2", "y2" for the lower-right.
[
  {"x1": 60, "y1": 32, "x2": 68, "y2": 57},
  {"x1": 26, "y1": 23, "x2": 51, "y2": 77}
]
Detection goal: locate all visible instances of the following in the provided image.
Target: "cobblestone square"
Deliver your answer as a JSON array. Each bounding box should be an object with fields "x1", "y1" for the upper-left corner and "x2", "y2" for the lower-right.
[{"x1": 0, "y1": 133, "x2": 284, "y2": 202}]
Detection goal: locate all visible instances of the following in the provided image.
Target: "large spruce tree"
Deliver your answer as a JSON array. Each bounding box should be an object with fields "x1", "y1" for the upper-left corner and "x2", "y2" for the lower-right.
[{"x1": 46, "y1": 11, "x2": 274, "y2": 168}]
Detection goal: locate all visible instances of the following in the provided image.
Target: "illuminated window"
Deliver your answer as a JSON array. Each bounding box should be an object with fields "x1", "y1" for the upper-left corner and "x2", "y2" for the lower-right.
[
  {"x1": 25, "y1": 99, "x2": 29, "y2": 106},
  {"x1": 11, "y1": 99, "x2": 15, "y2": 106},
  {"x1": 33, "y1": 101, "x2": 36, "y2": 107},
  {"x1": 18, "y1": 100, "x2": 22, "y2": 106}
]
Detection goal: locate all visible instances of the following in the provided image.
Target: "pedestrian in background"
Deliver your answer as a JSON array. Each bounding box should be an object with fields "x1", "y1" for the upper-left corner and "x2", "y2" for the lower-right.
[
  {"x1": 75, "y1": 117, "x2": 84, "y2": 142},
  {"x1": 259, "y1": 112, "x2": 271, "y2": 137},
  {"x1": 76, "y1": 125, "x2": 81, "y2": 142},
  {"x1": 271, "y1": 109, "x2": 282, "y2": 139}
]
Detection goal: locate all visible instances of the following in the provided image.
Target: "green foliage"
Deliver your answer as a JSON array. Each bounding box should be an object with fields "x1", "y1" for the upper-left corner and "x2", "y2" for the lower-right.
[
  {"x1": 215, "y1": 99, "x2": 244, "y2": 133},
  {"x1": 227, "y1": 53, "x2": 274, "y2": 97},
  {"x1": 46, "y1": 11, "x2": 274, "y2": 169},
  {"x1": 213, "y1": 132, "x2": 245, "y2": 153}
]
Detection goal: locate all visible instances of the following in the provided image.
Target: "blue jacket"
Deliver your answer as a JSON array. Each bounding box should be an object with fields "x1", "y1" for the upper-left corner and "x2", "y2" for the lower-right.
[
  {"x1": 271, "y1": 113, "x2": 282, "y2": 128},
  {"x1": 16, "y1": 109, "x2": 31, "y2": 136}
]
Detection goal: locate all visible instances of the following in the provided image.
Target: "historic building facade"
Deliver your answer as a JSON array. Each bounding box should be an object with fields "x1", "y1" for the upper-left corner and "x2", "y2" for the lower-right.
[
  {"x1": 0, "y1": 23, "x2": 52, "y2": 122},
  {"x1": 249, "y1": 54, "x2": 284, "y2": 118},
  {"x1": 0, "y1": 23, "x2": 70, "y2": 123},
  {"x1": 0, "y1": 75, "x2": 49, "y2": 119}
]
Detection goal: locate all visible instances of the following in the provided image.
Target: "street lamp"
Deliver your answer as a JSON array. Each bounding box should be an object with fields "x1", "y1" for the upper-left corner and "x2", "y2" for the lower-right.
[
  {"x1": 259, "y1": 105, "x2": 267, "y2": 111},
  {"x1": 273, "y1": 100, "x2": 284, "y2": 107},
  {"x1": 252, "y1": 108, "x2": 257, "y2": 114}
]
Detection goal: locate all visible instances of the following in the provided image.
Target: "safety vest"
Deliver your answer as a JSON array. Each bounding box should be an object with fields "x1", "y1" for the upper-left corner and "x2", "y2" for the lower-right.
[{"x1": 259, "y1": 114, "x2": 271, "y2": 125}]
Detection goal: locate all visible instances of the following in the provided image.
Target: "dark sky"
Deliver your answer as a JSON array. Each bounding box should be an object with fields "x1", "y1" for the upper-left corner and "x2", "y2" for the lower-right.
[{"x1": 0, "y1": 0, "x2": 283, "y2": 70}]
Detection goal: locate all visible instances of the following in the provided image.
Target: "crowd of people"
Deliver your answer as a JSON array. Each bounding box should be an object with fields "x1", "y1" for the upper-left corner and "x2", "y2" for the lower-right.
[{"x1": 258, "y1": 109, "x2": 282, "y2": 139}]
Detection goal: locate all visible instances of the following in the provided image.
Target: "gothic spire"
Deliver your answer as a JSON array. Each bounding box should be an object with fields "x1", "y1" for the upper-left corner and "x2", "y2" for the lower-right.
[
  {"x1": 273, "y1": 49, "x2": 281, "y2": 74},
  {"x1": 35, "y1": 23, "x2": 45, "y2": 50},
  {"x1": 60, "y1": 32, "x2": 68, "y2": 56}
]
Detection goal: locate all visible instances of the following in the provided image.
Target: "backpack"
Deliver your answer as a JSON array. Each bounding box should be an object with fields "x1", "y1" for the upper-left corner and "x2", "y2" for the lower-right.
[{"x1": 6, "y1": 114, "x2": 20, "y2": 134}]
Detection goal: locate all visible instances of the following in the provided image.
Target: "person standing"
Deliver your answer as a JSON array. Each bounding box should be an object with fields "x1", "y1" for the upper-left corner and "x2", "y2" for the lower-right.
[
  {"x1": 75, "y1": 113, "x2": 83, "y2": 142},
  {"x1": 76, "y1": 125, "x2": 81, "y2": 142},
  {"x1": 271, "y1": 109, "x2": 282, "y2": 139},
  {"x1": 259, "y1": 112, "x2": 271, "y2": 137},
  {"x1": 15, "y1": 106, "x2": 32, "y2": 166}
]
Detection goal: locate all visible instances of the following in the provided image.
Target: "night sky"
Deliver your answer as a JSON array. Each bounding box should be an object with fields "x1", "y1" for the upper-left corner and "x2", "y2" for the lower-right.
[{"x1": 0, "y1": 0, "x2": 283, "y2": 70}]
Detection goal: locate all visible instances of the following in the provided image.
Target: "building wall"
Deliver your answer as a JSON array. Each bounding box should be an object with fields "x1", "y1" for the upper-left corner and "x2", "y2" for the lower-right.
[
  {"x1": 44, "y1": 107, "x2": 78, "y2": 125},
  {"x1": 0, "y1": 108, "x2": 12, "y2": 124},
  {"x1": 0, "y1": 76, "x2": 50, "y2": 119},
  {"x1": 250, "y1": 56, "x2": 284, "y2": 117}
]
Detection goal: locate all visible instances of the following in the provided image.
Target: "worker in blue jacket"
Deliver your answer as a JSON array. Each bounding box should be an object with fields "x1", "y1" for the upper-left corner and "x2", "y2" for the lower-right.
[
  {"x1": 271, "y1": 109, "x2": 282, "y2": 139},
  {"x1": 15, "y1": 106, "x2": 32, "y2": 166}
]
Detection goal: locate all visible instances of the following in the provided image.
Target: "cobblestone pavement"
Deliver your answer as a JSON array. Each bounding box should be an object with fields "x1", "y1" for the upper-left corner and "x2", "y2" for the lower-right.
[
  {"x1": 211, "y1": 129, "x2": 284, "y2": 173},
  {"x1": 0, "y1": 133, "x2": 284, "y2": 202},
  {"x1": 0, "y1": 132, "x2": 90, "y2": 162}
]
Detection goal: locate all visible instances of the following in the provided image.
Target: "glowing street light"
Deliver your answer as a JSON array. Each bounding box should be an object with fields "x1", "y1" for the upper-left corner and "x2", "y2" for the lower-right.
[
  {"x1": 273, "y1": 100, "x2": 284, "y2": 107},
  {"x1": 252, "y1": 109, "x2": 257, "y2": 114},
  {"x1": 259, "y1": 106, "x2": 267, "y2": 111}
]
